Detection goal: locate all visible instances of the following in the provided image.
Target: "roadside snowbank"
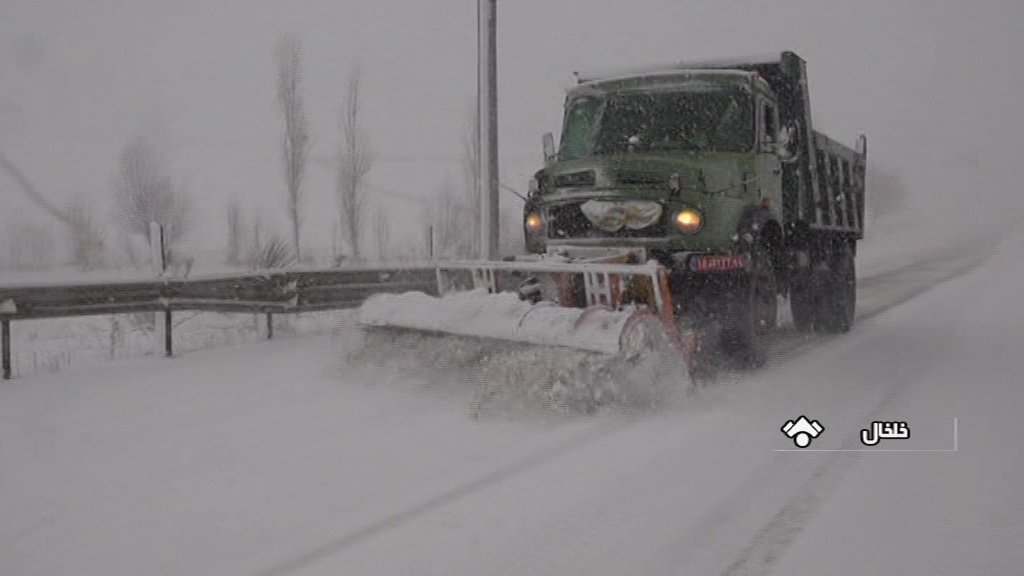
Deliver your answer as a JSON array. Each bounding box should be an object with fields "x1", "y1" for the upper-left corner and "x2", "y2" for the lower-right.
[{"x1": 4, "y1": 310, "x2": 353, "y2": 378}]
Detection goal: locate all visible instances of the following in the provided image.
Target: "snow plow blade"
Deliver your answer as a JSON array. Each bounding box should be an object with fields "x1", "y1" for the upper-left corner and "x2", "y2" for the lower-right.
[
  {"x1": 354, "y1": 258, "x2": 698, "y2": 381},
  {"x1": 360, "y1": 290, "x2": 646, "y2": 355}
]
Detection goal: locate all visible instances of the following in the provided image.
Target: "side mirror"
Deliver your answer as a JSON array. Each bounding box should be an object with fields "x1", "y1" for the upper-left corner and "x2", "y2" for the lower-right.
[
  {"x1": 528, "y1": 177, "x2": 539, "y2": 197},
  {"x1": 775, "y1": 125, "x2": 798, "y2": 163},
  {"x1": 542, "y1": 132, "x2": 556, "y2": 166}
]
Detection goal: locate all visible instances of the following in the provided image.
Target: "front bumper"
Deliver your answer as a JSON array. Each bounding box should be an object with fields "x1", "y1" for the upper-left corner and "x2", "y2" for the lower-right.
[{"x1": 543, "y1": 245, "x2": 649, "y2": 262}]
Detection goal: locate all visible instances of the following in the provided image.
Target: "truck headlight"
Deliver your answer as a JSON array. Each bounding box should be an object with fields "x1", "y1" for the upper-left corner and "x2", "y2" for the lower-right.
[
  {"x1": 525, "y1": 212, "x2": 543, "y2": 233},
  {"x1": 673, "y1": 209, "x2": 703, "y2": 234}
]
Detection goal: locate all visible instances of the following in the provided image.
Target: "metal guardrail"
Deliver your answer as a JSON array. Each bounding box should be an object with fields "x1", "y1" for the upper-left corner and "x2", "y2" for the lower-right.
[
  {"x1": 0, "y1": 266, "x2": 442, "y2": 379},
  {"x1": 0, "y1": 258, "x2": 673, "y2": 379}
]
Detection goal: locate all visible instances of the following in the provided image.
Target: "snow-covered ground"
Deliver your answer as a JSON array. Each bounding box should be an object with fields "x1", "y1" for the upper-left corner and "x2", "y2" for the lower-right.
[
  {"x1": 0, "y1": 212, "x2": 1017, "y2": 574},
  {"x1": 0, "y1": 310, "x2": 353, "y2": 378},
  {"x1": 764, "y1": 232, "x2": 1024, "y2": 576}
]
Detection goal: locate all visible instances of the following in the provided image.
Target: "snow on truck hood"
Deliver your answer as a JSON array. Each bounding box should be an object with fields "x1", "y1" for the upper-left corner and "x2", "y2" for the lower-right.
[{"x1": 580, "y1": 200, "x2": 663, "y2": 232}]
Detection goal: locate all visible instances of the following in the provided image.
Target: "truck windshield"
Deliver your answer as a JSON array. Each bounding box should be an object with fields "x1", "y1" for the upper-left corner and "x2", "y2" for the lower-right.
[{"x1": 559, "y1": 89, "x2": 753, "y2": 159}]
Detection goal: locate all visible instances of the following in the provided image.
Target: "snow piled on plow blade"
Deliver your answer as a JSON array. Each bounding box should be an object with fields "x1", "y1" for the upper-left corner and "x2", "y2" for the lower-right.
[
  {"x1": 352, "y1": 290, "x2": 694, "y2": 417},
  {"x1": 359, "y1": 289, "x2": 635, "y2": 354}
]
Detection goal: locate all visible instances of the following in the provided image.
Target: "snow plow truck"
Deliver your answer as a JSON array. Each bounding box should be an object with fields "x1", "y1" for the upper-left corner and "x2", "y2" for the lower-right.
[{"x1": 359, "y1": 51, "x2": 867, "y2": 380}]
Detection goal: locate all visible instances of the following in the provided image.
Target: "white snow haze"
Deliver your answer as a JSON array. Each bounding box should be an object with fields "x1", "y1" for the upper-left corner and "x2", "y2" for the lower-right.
[
  {"x1": 2, "y1": 0, "x2": 1022, "y2": 257},
  {"x1": 1, "y1": 0, "x2": 1023, "y2": 574}
]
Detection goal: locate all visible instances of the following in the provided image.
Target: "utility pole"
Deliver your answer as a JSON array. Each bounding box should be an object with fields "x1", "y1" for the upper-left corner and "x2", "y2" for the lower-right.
[{"x1": 477, "y1": 0, "x2": 499, "y2": 260}]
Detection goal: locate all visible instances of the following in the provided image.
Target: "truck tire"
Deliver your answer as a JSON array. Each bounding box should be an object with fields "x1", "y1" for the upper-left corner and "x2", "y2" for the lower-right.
[
  {"x1": 819, "y1": 242, "x2": 856, "y2": 333},
  {"x1": 789, "y1": 273, "x2": 817, "y2": 332},
  {"x1": 688, "y1": 320, "x2": 721, "y2": 383},
  {"x1": 721, "y1": 244, "x2": 777, "y2": 367}
]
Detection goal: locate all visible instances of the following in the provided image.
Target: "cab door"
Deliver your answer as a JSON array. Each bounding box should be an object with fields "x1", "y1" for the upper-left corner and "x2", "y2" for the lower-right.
[{"x1": 754, "y1": 99, "x2": 784, "y2": 218}]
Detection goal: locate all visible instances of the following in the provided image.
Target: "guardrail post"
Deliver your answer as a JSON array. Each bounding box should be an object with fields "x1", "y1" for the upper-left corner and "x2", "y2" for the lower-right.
[
  {"x1": 2, "y1": 319, "x2": 10, "y2": 380},
  {"x1": 164, "y1": 309, "x2": 173, "y2": 357},
  {"x1": 266, "y1": 313, "x2": 273, "y2": 340}
]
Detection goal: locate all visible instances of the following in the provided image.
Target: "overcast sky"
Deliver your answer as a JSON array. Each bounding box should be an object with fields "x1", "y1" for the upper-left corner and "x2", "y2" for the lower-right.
[{"x1": 2, "y1": 0, "x2": 1021, "y2": 257}]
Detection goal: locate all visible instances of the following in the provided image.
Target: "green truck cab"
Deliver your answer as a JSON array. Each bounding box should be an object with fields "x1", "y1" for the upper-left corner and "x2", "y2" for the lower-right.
[{"x1": 524, "y1": 51, "x2": 867, "y2": 365}]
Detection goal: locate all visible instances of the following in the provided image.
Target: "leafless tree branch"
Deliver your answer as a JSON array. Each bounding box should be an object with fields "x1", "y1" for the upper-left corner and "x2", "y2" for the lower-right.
[
  {"x1": 0, "y1": 147, "x2": 106, "y2": 270},
  {"x1": 276, "y1": 33, "x2": 310, "y2": 263},
  {"x1": 428, "y1": 102, "x2": 482, "y2": 260},
  {"x1": 112, "y1": 133, "x2": 191, "y2": 247},
  {"x1": 431, "y1": 178, "x2": 479, "y2": 260},
  {"x1": 336, "y1": 63, "x2": 374, "y2": 260},
  {"x1": 0, "y1": 148, "x2": 69, "y2": 224},
  {"x1": 371, "y1": 209, "x2": 390, "y2": 261},
  {"x1": 2, "y1": 218, "x2": 54, "y2": 271},
  {"x1": 64, "y1": 193, "x2": 107, "y2": 271},
  {"x1": 246, "y1": 216, "x2": 296, "y2": 270},
  {"x1": 225, "y1": 196, "x2": 244, "y2": 266}
]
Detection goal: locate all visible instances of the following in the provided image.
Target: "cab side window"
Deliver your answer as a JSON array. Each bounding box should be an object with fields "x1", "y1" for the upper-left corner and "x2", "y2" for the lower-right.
[{"x1": 761, "y1": 103, "x2": 777, "y2": 152}]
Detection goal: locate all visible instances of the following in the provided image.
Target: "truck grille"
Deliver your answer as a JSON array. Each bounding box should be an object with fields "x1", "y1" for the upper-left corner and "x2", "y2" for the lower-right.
[
  {"x1": 613, "y1": 170, "x2": 664, "y2": 186},
  {"x1": 614, "y1": 166, "x2": 702, "y2": 191},
  {"x1": 546, "y1": 202, "x2": 667, "y2": 239},
  {"x1": 552, "y1": 170, "x2": 596, "y2": 188}
]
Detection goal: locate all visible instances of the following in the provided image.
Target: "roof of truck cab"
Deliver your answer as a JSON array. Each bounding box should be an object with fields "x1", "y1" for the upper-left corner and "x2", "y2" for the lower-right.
[
  {"x1": 573, "y1": 52, "x2": 791, "y2": 84},
  {"x1": 570, "y1": 69, "x2": 771, "y2": 96}
]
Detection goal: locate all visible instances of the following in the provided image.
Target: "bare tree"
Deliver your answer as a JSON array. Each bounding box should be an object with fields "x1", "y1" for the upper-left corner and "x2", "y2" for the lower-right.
[
  {"x1": 276, "y1": 33, "x2": 310, "y2": 262},
  {"x1": 112, "y1": 134, "x2": 191, "y2": 250},
  {"x1": 426, "y1": 103, "x2": 484, "y2": 261},
  {"x1": 225, "y1": 196, "x2": 244, "y2": 266},
  {"x1": 0, "y1": 148, "x2": 107, "y2": 270},
  {"x1": 245, "y1": 216, "x2": 295, "y2": 270},
  {"x1": 64, "y1": 195, "x2": 107, "y2": 271},
  {"x1": 371, "y1": 209, "x2": 390, "y2": 262},
  {"x1": 430, "y1": 175, "x2": 468, "y2": 259},
  {"x1": 336, "y1": 64, "x2": 374, "y2": 260},
  {"x1": 116, "y1": 228, "x2": 146, "y2": 269},
  {"x1": 2, "y1": 218, "x2": 54, "y2": 271},
  {"x1": 63, "y1": 194, "x2": 107, "y2": 271}
]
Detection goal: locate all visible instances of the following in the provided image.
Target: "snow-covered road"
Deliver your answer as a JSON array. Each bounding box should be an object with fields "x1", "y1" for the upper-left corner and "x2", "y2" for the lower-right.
[{"x1": 0, "y1": 227, "x2": 1017, "y2": 576}]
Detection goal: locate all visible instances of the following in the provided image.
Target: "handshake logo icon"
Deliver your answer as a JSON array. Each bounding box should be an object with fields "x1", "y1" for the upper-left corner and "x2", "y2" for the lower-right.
[{"x1": 781, "y1": 416, "x2": 825, "y2": 448}]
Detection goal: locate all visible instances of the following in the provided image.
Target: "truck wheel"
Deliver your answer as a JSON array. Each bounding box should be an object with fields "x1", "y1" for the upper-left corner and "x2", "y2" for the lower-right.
[
  {"x1": 819, "y1": 242, "x2": 856, "y2": 333},
  {"x1": 721, "y1": 245, "x2": 777, "y2": 368},
  {"x1": 751, "y1": 247, "x2": 779, "y2": 337},
  {"x1": 790, "y1": 274, "x2": 818, "y2": 332},
  {"x1": 689, "y1": 319, "x2": 721, "y2": 383}
]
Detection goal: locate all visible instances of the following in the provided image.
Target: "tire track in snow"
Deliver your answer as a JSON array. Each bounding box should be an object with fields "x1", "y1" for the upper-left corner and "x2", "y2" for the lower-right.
[
  {"x1": 717, "y1": 385, "x2": 908, "y2": 576},
  {"x1": 252, "y1": 418, "x2": 635, "y2": 576}
]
